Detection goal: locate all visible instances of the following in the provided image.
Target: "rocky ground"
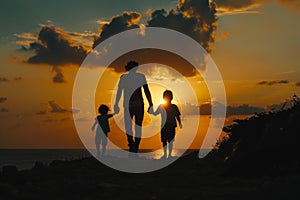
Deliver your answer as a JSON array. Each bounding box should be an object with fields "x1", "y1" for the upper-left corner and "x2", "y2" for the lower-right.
[{"x1": 0, "y1": 151, "x2": 299, "y2": 200}]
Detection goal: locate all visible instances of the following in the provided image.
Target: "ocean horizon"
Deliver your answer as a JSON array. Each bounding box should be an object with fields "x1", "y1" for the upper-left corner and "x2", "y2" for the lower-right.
[{"x1": 0, "y1": 148, "x2": 201, "y2": 170}]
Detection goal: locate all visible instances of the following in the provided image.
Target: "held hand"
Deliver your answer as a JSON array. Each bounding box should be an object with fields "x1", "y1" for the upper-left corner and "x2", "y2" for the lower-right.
[
  {"x1": 147, "y1": 105, "x2": 154, "y2": 114},
  {"x1": 114, "y1": 105, "x2": 120, "y2": 114}
]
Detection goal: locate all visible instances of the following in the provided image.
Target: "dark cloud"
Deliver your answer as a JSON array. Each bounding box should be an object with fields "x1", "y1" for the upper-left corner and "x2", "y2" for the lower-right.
[
  {"x1": 25, "y1": 26, "x2": 88, "y2": 66},
  {"x1": 14, "y1": 77, "x2": 22, "y2": 81},
  {"x1": 213, "y1": 0, "x2": 258, "y2": 11},
  {"x1": 72, "y1": 109, "x2": 80, "y2": 114},
  {"x1": 93, "y1": 12, "x2": 141, "y2": 48},
  {"x1": 94, "y1": 0, "x2": 217, "y2": 77},
  {"x1": 227, "y1": 104, "x2": 264, "y2": 115},
  {"x1": 38, "y1": 101, "x2": 74, "y2": 115},
  {"x1": 0, "y1": 77, "x2": 9, "y2": 82},
  {"x1": 36, "y1": 110, "x2": 46, "y2": 115},
  {"x1": 175, "y1": 0, "x2": 217, "y2": 52},
  {"x1": 257, "y1": 80, "x2": 289, "y2": 86},
  {"x1": 21, "y1": 26, "x2": 89, "y2": 83},
  {"x1": 44, "y1": 117, "x2": 71, "y2": 123},
  {"x1": 52, "y1": 66, "x2": 66, "y2": 83},
  {"x1": 213, "y1": 0, "x2": 300, "y2": 13},
  {"x1": 48, "y1": 100, "x2": 69, "y2": 113},
  {"x1": 108, "y1": 49, "x2": 197, "y2": 77},
  {"x1": 0, "y1": 97, "x2": 7, "y2": 103},
  {"x1": 199, "y1": 102, "x2": 226, "y2": 115},
  {"x1": 44, "y1": 118, "x2": 53, "y2": 123},
  {"x1": 148, "y1": 0, "x2": 217, "y2": 53},
  {"x1": 257, "y1": 81, "x2": 267, "y2": 85},
  {"x1": 181, "y1": 102, "x2": 264, "y2": 116},
  {"x1": 0, "y1": 108, "x2": 8, "y2": 112},
  {"x1": 18, "y1": 1, "x2": 218, "y2": 80}
]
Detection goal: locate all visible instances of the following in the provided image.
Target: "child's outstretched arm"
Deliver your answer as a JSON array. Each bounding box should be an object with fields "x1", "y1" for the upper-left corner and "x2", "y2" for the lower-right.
[
  {"x1": 91, "y1": 120, "x2": 97, "y2": 131},
  {"x1": 107, "y1": 113, "x2": 115, "y2": 118},
  {"x1": 149, "y1": 105, "x2": 161, "y2": 116}
]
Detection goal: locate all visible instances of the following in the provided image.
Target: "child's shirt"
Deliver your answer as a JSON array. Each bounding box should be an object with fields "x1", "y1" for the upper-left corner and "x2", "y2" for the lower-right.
[
  {"x1": 154, "y1": 104, "x2": 181, "y2": 128},
  {"x1": 95, "y1": 114, "x2": 114, "y2": 133}
]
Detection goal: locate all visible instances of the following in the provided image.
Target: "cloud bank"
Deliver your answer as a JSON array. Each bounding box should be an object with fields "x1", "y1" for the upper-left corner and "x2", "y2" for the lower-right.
[
  {"x1": 0, "y1": 108, "x2": 8, "y2": 112},
  {"x1": 17, "y1": 0, "x2": 297, "y2": 82},
  {"x1": 0, "y1": 77, "x2": 9, "y2": 82},
  {"x1": 48, "y1": 100, "x2": 69, "y2": 113},
  {"x1": 17, "y1": 0, "x2": 218, "y2": 81},
  {"x1": 213, "y1": 0, "x2": 300, "y2": 14},
  {"x1": 19, "y1": 26, "x2": 89, "y2": 83},
  {"x1": 257, "y1": 80, "x2": 289, "y2": 86},
  {"x1": 181, "y1": 102, "x2": 264, "y2": 116},
  {"x1": 0, "y1": 97, "x2": 7, "y2": 103},
  {"x1": 93, "y1": 12, "x2": 141, "y2": 48}
]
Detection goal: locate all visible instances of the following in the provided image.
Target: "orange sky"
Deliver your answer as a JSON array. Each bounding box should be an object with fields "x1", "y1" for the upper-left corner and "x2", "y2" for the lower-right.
[{"x1": 0, "y1": 0, "x2": 299, "y2": 149}]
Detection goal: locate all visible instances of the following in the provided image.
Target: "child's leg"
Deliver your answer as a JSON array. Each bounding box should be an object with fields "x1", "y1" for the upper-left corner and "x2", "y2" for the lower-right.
[
  {"x1": 168, "y1": 140, "x2": 174, "y2": 157},
  {"x1": 96, "y1": 143, "x2": 100, "y2": 157},
  {"x1": 102, "y1": 144, "x2": 106, "y2": 156},
  {"x1": 102, "y1": 132, "x2": 108, "y2": 156},
  {"x1": 95, "y1": 133, "x2": 101, "y2": 157}
]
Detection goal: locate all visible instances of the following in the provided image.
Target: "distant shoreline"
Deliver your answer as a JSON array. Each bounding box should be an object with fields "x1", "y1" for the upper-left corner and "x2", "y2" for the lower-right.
[{"x1": 0, "y1": 149, "x2": 201, "y2": 170}]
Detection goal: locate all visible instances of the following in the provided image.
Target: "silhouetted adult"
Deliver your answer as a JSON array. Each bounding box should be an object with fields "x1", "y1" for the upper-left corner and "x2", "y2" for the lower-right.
[{"x1": 114, "y1": 61, "x2": 153, "y2": 153}]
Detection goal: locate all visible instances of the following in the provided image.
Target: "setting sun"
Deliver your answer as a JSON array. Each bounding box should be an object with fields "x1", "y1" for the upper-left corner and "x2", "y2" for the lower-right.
[{"x1": 160, "y1": 99, "x2": 166, "y2": 105}]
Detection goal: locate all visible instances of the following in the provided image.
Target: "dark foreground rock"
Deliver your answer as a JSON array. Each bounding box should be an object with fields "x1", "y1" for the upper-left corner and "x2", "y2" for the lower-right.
[{"x1": 0, "y1": 151, "x2": 299, "y2": 200}]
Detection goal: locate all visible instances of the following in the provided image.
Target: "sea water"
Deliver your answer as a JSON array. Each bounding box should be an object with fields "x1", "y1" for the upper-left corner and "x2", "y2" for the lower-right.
[{"x1": 0, "y1": 149, "x2": 199, "y2": 170}]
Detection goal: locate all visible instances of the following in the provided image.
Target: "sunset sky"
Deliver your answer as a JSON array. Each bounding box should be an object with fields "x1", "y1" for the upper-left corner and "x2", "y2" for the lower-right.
[{"x1": 0, "y1": 0, "x2": 299, "y2": 149}]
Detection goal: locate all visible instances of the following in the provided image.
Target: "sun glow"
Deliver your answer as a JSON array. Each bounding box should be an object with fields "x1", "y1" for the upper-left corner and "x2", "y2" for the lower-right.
[{"x1": 160, "y1": 99, "x2": 166, "y2": 105}]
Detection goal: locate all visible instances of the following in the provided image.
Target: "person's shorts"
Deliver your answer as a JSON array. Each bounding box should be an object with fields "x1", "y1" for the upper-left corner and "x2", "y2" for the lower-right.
[{"x1": 161, "y1": 124, "x2": 176, "y2": 143}]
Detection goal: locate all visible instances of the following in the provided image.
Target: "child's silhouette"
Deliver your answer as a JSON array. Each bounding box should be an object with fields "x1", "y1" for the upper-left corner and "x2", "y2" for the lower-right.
[
  {"x1": 149, "y1": 90, "x2": 182, "y2": 159},
  {"x1": 91, "y1": 104, "x2": 114, "y2": 157}
]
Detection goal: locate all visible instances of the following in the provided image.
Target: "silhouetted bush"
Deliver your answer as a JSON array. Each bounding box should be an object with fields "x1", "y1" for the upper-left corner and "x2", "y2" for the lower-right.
[{"x1": 215, "y1": 95, "x2": 300, "y2": 175}]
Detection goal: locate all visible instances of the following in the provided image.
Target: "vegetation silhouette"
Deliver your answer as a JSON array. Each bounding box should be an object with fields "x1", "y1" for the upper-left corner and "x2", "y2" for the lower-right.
[{"x1": 214, "y1": 95, "x2": 300, "y2": 175}]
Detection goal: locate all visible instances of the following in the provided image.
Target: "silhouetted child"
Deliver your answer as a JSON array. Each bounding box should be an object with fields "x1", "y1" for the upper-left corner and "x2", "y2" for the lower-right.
[
  {"x1": 91, "y1": 104, "x2": 114, "y2": 157},
  {"x1": 150, "y1": 90, "x2": 182, "y2": 159}
]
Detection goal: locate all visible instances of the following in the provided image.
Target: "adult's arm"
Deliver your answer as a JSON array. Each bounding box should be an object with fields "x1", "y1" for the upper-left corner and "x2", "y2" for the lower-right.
[
  {"x1": 114, "y1": 77, "x2": 123, "y2": 114},
  {"x1": 143, "y1": 84, "x2": 153, "y2": 107}
]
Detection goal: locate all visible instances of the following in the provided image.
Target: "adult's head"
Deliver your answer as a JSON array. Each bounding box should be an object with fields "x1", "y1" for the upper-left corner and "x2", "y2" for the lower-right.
[{"x1": 125, "y1": 61, "x2": 139, "y2": 72}]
